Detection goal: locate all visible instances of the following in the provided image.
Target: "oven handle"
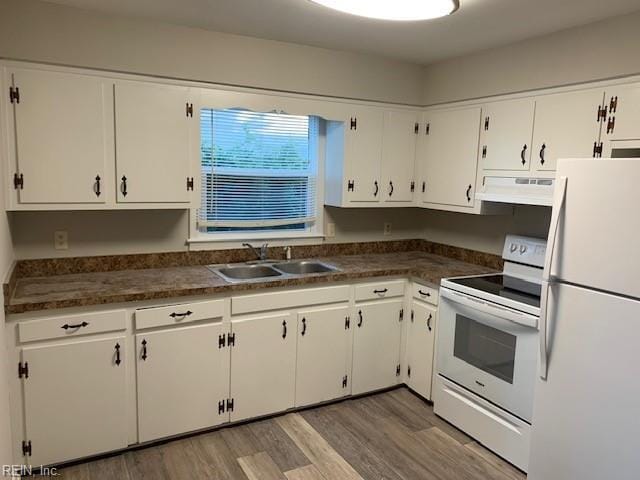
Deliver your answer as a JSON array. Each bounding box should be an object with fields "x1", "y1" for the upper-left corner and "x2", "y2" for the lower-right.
[{"x1": 440, "y1": 288, "x2": 538, "y2": 329}]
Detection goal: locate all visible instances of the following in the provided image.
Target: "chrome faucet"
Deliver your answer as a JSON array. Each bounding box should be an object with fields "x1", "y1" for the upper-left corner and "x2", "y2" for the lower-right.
[{"x1": 243, "y1": 243, "x2": 269, "y2": 261}]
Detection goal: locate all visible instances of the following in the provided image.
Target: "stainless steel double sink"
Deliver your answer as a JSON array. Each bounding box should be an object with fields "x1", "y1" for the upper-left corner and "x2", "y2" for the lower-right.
[{"x1": 209, "y1": 260, "x2": 340, "y2": 283}]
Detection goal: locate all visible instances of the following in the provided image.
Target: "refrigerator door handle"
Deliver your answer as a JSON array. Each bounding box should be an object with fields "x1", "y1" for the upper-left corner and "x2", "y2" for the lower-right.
[
  {"x1": 540, "y1": 175, "x2": 567, "y2": 380},
  {"x1": 543, "y1": 175, "x2": 568, "y2": 282},
  {"x1": 539, "y1": 280, "x2": 551, "y2": 380}
]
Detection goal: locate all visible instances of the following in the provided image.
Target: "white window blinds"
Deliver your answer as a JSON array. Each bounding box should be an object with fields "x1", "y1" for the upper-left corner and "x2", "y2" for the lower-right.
[{"x1": 199, "y1": 109, "x2": 318, "y2": 231}]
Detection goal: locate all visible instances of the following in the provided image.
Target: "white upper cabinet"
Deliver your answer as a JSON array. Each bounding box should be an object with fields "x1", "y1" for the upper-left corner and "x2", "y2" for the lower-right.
[
  {"x1": 8, "y1": 68, "x2": 112, "y2": 205},
  {"x1": 381, "y1": 110, "x2": 419, "y2": 204},
  {"x1": 418, "y1": 107, "x2": 481, "y2": 208},
  {"x1": 601, "y1": 84, "x2": 640, "y2": 155},
  {"x1": 531, "y1": 89, "x2": 605, "y2": 172},
  {"x1": 480, "y1": 98, "x2": 535, "y2": 171},
  {"x1": 114, "y1": 82, "x2": 193, "y2": 204}
]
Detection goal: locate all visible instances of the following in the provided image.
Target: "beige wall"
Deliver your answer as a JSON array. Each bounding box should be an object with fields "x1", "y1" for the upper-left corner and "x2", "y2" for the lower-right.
[
  {"x1": 422, "y1": 11, "x2": 640, "y2": 104},
  {"x1": 0, "y1": 0, "x2": 423, "y2": 105}
]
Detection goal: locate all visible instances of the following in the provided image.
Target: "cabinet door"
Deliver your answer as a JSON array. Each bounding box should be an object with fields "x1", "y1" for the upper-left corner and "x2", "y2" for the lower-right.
[
  {"x1": 295, "y1": 305, "x2": 350, "y2": 407},
  {"x1": 11, "y1": 68, "x2": 111, "y2": 204},
  {"x1": 352, "y1": 299, "x2": 403, "y2": 395},
  {"x1": 346, "y1": 108, "x2": 384, "y2": 203},
  {"x1": 480, "y1": 98, "x2": 535, "y2": 171},
  {"x1": 406, "y1": 301, "x2": 437, "y2": 400},
  {"x1": 115, "y1": 82, "x2": 192, "y2": 203},
  {"x1": 230, "y1": 313, "x2": 296, "y2": 421},
  {"x1": 136, "y1": 323, "x2": 229, "y2": 442},
  {"x1": 21, "y1": 336, "x2": 127, "y2": 466},
  {"x1": 532, "y1": 89, "x2": 605, "y2": 172},
  {"x1": 602, "y1": 84, "x2": 640, "y2": 144},
  {"x1": 419, "y1": 107, "x2": 481, "y2": 208},
  {"x1": 381, "y1": 111, "x2": 418, "y2": 203}
]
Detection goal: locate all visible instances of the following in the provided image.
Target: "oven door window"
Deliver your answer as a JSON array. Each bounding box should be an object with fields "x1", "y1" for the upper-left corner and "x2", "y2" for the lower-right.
[{"x1": 453, "y1": 314, "x2": 517, "y2": 384}]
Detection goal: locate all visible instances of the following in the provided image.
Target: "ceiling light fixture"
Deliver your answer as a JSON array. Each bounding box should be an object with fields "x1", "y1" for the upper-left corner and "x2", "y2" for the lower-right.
[{"x1": 308, "y1": 0, "x2": 459, "y2": 21}]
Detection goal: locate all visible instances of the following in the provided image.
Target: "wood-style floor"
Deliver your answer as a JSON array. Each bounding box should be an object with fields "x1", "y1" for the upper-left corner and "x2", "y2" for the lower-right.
[{"x1": 55, "y1": 388, "x2": 526, "y2": 479}]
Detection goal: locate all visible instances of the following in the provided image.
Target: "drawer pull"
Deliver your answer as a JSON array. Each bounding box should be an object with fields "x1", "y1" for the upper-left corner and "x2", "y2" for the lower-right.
[
  {"x1": 357, "y1": 310, "x2": 363, "y2": 328},
  {"x1": 169, "y1": 310, "x2": 193, "y2": 319},
  {"x1": 114, "y1": 343, "x2": 121, "y2": 366},
  {"x1": 427, "y1": 314, "x2": 433, "y2": 331},
  {"x1": 418, "y1": 290, "x2": 431, "y2": 297},
  {"x1": 141, "y1": 339, "x2": 148, "y2": 361},
  {"x1": 373, "y1": 288, "x2": 388, "y2": 294},
  {"x1": 61, "y1": 321, "x2": 89, "y2": 330}
]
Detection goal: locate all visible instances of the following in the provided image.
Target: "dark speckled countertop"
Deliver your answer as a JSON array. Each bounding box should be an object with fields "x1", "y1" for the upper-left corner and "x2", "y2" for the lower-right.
[{"x1": 6, "y1": 251, "x2": 496, "y2": 314}]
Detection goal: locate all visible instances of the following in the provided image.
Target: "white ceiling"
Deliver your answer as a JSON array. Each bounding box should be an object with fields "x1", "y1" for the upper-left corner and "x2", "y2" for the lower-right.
[{"x1": 43, "y1": 0, "x2": 640, "y2": 64}]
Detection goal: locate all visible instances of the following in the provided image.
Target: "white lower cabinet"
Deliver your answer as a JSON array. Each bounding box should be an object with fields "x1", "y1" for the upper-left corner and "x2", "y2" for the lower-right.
[
  {"x1": 351, "y1": 299, "x2": 403, "y2": 395},
  {"x1": 295, "y1": 305, "x2": 351, "y2": 407},
  {"x1": 230, "y1": 313, "x2": 297, "y2": 422},
  {"x1": 136, "y1": 323, "x2": 229, "y2": 443},
  {"x1": 406, "y1": 300, "x2": 437, "y2": 400},
  {"x1": 21, "y1": 336, "x2": 127, "y2": 466}
]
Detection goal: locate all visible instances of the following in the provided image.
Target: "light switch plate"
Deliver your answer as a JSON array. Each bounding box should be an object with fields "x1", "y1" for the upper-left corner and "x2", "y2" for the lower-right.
[
  {"x1": 326, "y1": 222, "x2": 336, "y2": 238},
  {"x1": 383, "y1": 223, "x2": 392, "y2": 236}
]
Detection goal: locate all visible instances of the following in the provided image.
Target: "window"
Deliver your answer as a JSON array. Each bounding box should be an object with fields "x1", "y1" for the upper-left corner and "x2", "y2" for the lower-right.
[{"x1": 199, "y1": 108, "x2": 319, "y2": 236}]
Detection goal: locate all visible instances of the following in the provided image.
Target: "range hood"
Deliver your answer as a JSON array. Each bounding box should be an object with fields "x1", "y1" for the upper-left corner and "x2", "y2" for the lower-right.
[{"x1": 476, "y1": 176, "x2": 554, "y2": 206}]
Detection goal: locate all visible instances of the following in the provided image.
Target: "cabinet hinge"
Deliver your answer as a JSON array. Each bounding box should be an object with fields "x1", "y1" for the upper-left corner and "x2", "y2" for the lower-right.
[
  {"x1": 410, "y1": 181, "x2": 415, "y2": 193},
  {"x1": 345, "y1": 316, "x2": 350, "y2": 330},
  {"x1": 9, "y1": 86, "x2": 20, "y2": 104},
  {"x1": 342, "y1": 375, "x2": 348, "y2": 388},
  {"x1": 395, "y1": 364, "x2": 401, "y2": 377},
  {"x1": 186, "y1": 177, "x2": 194, "y2": 191},
  {"x1": 593, "y1": 142, "x2": 604, "y2": 158},
  {"x1": 410, "y1": 309, "x2": 414, "y2": 322},
  {"x1": 347, "y1": 180, "x2": 355, "y2": 192},
  {"x1": 482, "y1": 145, "x2": 487, "y2": 159},
  {"x1": 13, "y1": 173, "x2": 23, "y2": 190},
  {"x1": 399, "y1": 309, "x2": 404, "y2": 321},
  {"x1": 22, "y1": 440, "x2": 32, "y2": 457},
  {"x1": 484, "y1": 116, "x2": 490, "y2": 131},
  {"x1": 227, "y1": 333, "x2": 236, "y2": 347},
  {"x1": 218, "y1": 400, "x2": 226, "y2": 414},
  {"x1": 609, "y1": 95, "x2": 618, "y2": 113},
  {"x1": 226, "y1": 398, "x2": 235, "y2": 412},
  {"x1": 350, "y1": 117, "x2": 357, "y2": 130},
  {"x1": 414, "y1": 122, "x2": 419, "y2": 134},
  {"x1": 407, "y1": 366, "x2": 411, "y2": 378},
  {"x1": 218, "y1": 334, "x2": 226, "y2": 349},
  {"x1": 606, "y1": 116, "x2": 616, "y2": 134},
  {"x1": 18, "y1": 362, "x2": 28, "y2": 379},
  {"x1": 186, "y1": 102, "x2": 194, "y2": 117},
  {"x1": 422, "y1": 181, "x2": 426, "y2": 193},
  {"x1": 425, "y1": 123, "x2": 430, "y2": 135},
  {"x1": 597, "y1": 105, "x2": 608, "y2": 122}
]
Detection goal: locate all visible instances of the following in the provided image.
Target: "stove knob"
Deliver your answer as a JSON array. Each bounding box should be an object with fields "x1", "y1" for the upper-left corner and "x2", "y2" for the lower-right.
[
  {"x1": 520, "y1": 245, "x2": 528, "y2": 254},
  {"x1": 510, "y1": 244, "x2": 518, "y2": 253}
]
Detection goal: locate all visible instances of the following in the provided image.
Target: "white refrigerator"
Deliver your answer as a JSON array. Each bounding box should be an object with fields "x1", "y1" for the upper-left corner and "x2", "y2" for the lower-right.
[{"x1": 528, "y1": 158, "x2": 640, "y2": 480}]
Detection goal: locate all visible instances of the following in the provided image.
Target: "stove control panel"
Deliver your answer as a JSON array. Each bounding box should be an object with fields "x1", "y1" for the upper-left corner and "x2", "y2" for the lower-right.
[{"x1": 502, "y1": 235, "x2": 547, "y2": 268}]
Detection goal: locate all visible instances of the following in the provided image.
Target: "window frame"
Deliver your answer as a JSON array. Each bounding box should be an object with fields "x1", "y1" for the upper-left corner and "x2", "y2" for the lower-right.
[{"x1": 188, "y1": 94, "x2": 325, "y2": 246}]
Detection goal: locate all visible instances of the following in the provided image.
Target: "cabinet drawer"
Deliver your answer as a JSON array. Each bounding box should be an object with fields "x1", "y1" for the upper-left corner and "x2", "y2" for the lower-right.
[
  {"x1": 412, "y1": 284, "x2": 439, "y2": 305},
  {"x1": 136, "y1": 299, "x2": 225, "y2": 330},
  {"x1": 232, "y1": 286, "x2": 350, "y2": 315},
  {"x1": 18, "y1": 310, "x2": 127, "y2": 343},
  {"x1": 354, "y1": 280, "x2": 405, "y2": 302}
]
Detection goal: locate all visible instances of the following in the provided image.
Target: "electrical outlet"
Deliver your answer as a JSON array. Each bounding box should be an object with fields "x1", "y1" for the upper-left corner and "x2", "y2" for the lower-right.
[
  {"x1": 326, "y1": 222, "x2": 336, "y2": 238},
  {"x1": 383, "y1": 223, "x2": 392, "y2": 236},
  {"x1": 54, "y1": 231, "x2": 68, "y2": 250}
]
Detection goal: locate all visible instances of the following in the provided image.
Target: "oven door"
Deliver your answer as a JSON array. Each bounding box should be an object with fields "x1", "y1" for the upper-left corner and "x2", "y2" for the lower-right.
[{"x1": 437, "y1": 287, "x2": 539, "y2": 422}]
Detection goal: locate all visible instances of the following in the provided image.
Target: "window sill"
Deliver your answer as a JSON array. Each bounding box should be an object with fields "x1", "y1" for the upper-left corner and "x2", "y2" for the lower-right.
[{"x1": 187, "y1": 231, "x2": 325, "y2": 250}]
